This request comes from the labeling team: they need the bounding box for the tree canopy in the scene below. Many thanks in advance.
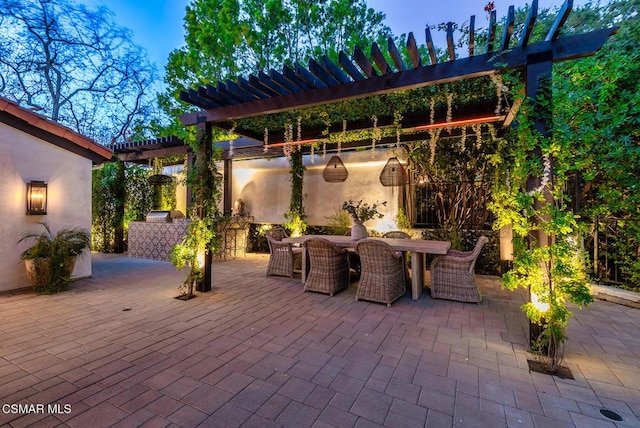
[0,0,159,144]
[160,0,393,132]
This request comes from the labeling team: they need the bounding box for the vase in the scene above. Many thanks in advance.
[351,221,368,240]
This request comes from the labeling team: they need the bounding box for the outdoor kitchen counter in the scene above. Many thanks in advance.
[128,218,189,261]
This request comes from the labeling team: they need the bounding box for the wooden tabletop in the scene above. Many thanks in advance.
[282,235,450,255]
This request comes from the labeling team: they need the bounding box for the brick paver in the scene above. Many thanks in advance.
[0,253,639,427]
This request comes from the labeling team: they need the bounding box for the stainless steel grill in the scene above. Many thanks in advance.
[146,210,172,223]
[145,210,185,223]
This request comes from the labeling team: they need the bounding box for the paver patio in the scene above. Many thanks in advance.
[1,253,639,427]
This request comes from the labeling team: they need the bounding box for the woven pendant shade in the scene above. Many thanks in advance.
[379,157,407,186]
[147,174,174,185]
[323,155,348,182]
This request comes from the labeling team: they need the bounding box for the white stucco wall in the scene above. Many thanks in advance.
[231,148,405,232]
[0,122,93,292]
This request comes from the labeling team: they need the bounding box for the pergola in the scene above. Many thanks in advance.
[128,0,618,291]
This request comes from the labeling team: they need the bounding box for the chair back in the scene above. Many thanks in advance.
[265,227,288,253]
[267,227,288,242]
[355,239,402,271]
[382,231,411,239]
[468,236,489,272]
[303,237,344,258]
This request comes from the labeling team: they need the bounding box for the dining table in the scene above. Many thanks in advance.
[282,235,451,300]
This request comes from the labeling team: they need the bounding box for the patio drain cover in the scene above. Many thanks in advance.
[600,409,623,421]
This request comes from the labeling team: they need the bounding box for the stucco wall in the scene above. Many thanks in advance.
[0,122,93,292]
[231,148,405,232]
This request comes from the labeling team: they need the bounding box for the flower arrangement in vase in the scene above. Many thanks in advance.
[342,199,386,239]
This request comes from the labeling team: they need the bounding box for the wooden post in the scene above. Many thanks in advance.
[525,57,554,347]
[196,119,213,292]
[114,160,126,253]
[186,151,194,211]
[224,158,232,216]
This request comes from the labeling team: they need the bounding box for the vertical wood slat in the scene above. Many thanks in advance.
[204,84,228,104]
[500,6,515,51]
[197,87,224,107]
[237,77,270,99]
[309,58,340,86]
[339,51,365,81]
[218,81,246,103]
[469,15,475,57]
[519,0,539,47]
[546,0,573,41]
[406,32,422,68]
[353,45,378,78]
[321,55,351,84]
[268,70,301,94]
[446,22,455,61]
[257,71,289,96]
[295,62,328,89]
[282,64,313,91]
[486,10,497,54]
[425,26,437,65]
[248,74,280,97]
[388,37,406,71]
[371,42,391,74]
[227,79,261,100]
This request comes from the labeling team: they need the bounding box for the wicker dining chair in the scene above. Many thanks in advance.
[429,236,489,303]
[382,230,411,282]
[355,239,406,307]
[303,238,350,296]
[382,230,411,239]
[265,227,302,278]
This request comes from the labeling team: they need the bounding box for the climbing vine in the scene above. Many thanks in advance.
[170,126,223,297]
[489,74,593,371]
[283,149,307,236]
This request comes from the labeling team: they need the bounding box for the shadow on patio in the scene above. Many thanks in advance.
[0,253,639,427]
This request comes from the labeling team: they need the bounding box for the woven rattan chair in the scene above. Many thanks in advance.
[355,239,406,307]
[382,230,411,239]
[266,227,302,278]
[382,230,411,281]
[429,236,489,303]
[303,238,350,296]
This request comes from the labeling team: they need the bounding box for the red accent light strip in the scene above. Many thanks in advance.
[413,115,502,131]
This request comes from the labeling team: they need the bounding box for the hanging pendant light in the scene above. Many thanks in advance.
[379,157,407,186]
[322,155,348,182]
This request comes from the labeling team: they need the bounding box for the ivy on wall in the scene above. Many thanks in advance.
[92,162,177,253]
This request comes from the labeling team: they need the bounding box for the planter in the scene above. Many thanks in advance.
[351,221,368,240]
[24,256,77,292]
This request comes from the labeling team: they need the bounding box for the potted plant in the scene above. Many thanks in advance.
[18,222,91,293]
[342,199,386,239]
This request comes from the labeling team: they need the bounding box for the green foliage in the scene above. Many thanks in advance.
[92,162,178,252]
[490,72,593,367]
[551,1,640,284]
[18,222,91,293]
[162,0,391,127]
[395,208,412,232]
[325,207,351,236]
[169,125,222,294]
[171,217,214,298]
[283,150,307,236]
[342,199,386,223]
[92,162,126,253]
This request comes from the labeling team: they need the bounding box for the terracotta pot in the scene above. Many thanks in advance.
[24,256,77,290]
[351,221,368,240]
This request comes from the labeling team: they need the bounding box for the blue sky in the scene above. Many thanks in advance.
[88,0,588,76]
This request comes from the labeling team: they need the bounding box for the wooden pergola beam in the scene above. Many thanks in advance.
[180,28,617,126]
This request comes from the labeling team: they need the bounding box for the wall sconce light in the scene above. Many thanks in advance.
[26,180,47,215]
